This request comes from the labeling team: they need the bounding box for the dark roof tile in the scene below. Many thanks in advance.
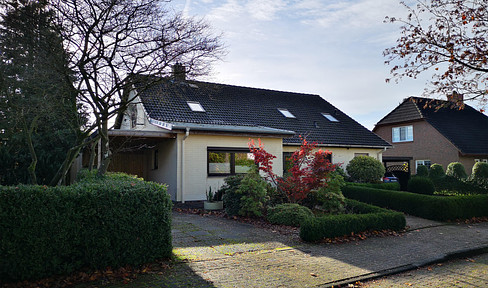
[137,79,390,147]
[376,96,488,155]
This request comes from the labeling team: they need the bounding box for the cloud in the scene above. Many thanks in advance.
[245,0,287,21]
[294,0,406,30]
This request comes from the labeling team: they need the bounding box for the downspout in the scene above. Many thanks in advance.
[180,128,190,203]
[377,147,387,161]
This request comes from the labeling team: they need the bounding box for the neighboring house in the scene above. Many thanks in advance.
[109,70,391,202]
[373,96,488,175]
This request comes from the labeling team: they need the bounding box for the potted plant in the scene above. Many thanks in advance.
[204,187,223,210]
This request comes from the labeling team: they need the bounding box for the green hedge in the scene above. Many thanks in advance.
[346,182,400,191]
[299,199,405,242]
[342,186,488,221]
[0,173,172,282]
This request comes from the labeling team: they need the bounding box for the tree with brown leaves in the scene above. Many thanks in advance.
[384,0,488,110]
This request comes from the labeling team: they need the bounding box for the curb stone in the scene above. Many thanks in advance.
[322,246,488,288]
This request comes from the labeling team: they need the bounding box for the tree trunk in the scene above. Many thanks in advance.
[23,116,38,185]
[97,118,112,176]
[49,131,92,186]
[88,137,99,170]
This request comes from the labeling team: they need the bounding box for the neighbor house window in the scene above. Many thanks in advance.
[416,160,431,170]
[277,108,296,118]
[392,125,413,142]
[208,148,254,176]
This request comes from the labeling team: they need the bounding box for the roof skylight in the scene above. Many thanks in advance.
[187,101,205,112]
[278,108,296,118]
[322,113,339,122]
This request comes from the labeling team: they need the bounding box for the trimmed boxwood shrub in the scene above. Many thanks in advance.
[267,203,314,227]
[342,185,488,221]
[407,176,435,195]
[472,162,488,183]
[446,162,467,179]
[346,182,400,191]
[346,156,385,183]
[431,175,488,195]
[299,199,405,242]
[429,164,445,179]
[416,165,429,177]
[0,173,172,282]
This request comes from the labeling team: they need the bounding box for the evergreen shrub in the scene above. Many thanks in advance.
[346,156,385,183]
[472,162,488,184]
[221,174,245,216]
[342,185,488,221]
[299,199,405,242]
[429,164,445,179]
[446,162,467,179]
[407,176,435,195]
[0,173,172,282]
[267,203,314,227]
[416,165,429,177]
[237,169,268,217]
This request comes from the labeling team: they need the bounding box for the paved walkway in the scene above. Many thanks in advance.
[362,252,488,287]
[168,212,488,288]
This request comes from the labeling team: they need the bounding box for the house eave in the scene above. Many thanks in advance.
[169,122,296,137]
[283,143,392,149]
[108,129,176,138]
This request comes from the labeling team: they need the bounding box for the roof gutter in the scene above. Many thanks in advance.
[283,143,392,149]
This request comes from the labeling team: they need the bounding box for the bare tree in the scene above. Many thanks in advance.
[384,0,488,109]
[48,0,225,184]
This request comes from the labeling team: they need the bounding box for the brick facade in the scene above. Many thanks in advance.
[374,120,461,174]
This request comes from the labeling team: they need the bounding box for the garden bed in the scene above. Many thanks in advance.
[174,199,406,243]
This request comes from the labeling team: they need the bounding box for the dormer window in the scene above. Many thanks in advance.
[322,113,339,122]
[187,101,205,112]
[278,108,296,118]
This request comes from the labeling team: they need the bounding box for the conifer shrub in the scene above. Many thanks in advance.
[346,156,385,183]
[236,169,268,217]
[407,176,435,195]
[429,164,445,179]
[416,165,429,177]
[221,174,245,217]
[446,162,467,179]
[267,203,314,227]
[303,173,346,214]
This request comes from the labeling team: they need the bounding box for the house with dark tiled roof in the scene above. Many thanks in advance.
[109,69,390,201]
[373,96,488,175]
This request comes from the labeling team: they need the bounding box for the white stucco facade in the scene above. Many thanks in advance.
[110,100,387,202]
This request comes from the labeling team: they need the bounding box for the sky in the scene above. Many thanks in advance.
[171,0,437,130]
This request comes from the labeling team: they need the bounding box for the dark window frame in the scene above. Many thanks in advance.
[207,147,254,177]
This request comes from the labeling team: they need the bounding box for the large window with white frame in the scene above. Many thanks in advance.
[392,125,413,143]
[415,160,431,170]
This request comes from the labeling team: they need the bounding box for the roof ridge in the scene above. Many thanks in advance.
[408,97,425,119]
[184,79,321,98]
